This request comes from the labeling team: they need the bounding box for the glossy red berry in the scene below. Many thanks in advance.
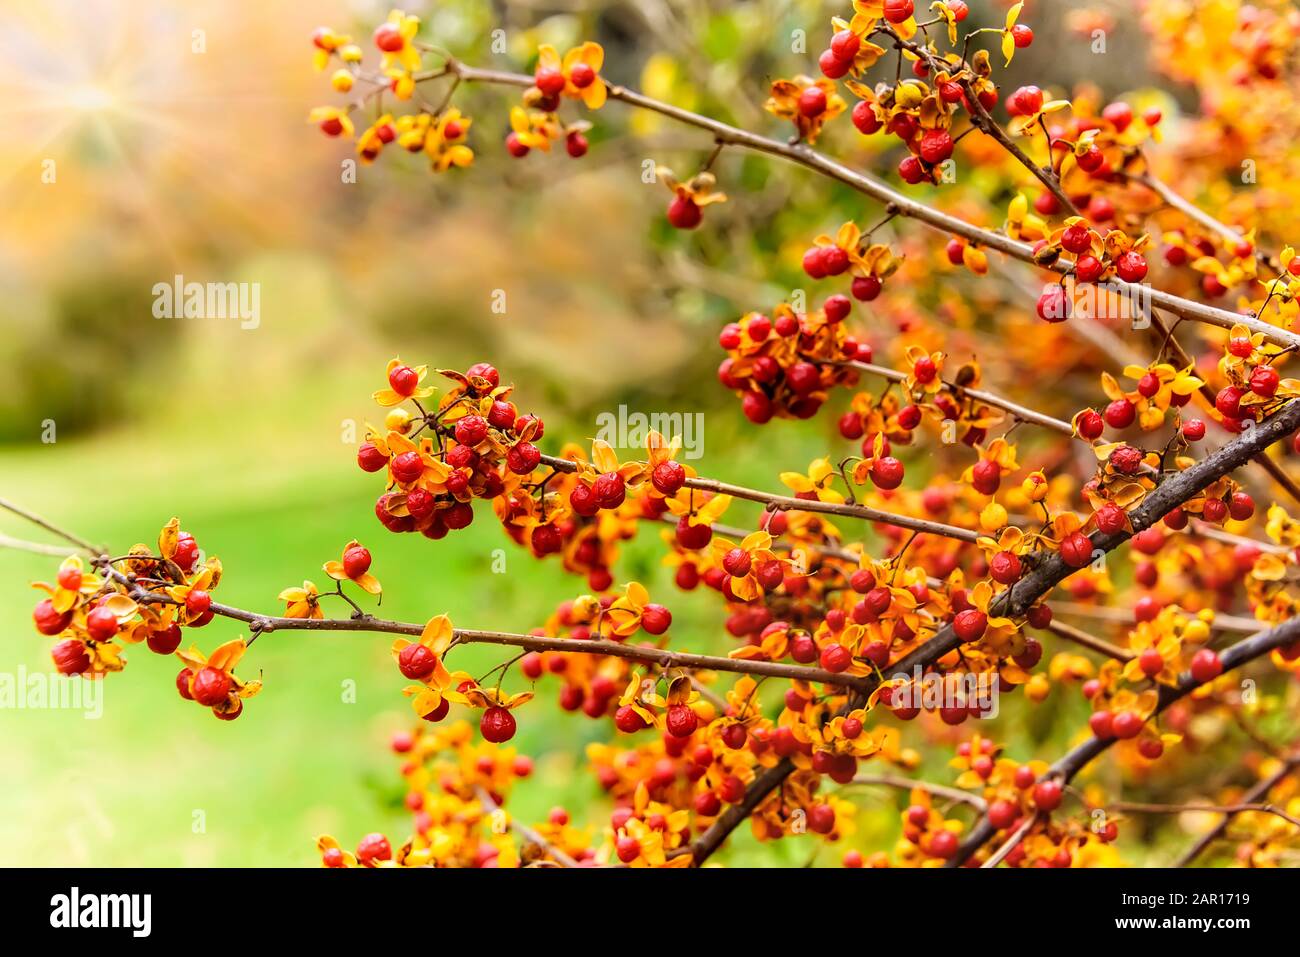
[869,456,905,490]
[1216,386,1245,419]
[830,29,860,61]
[33,599,73,636]
[1036,285,1070,322]
[373,23,404,52]
[1182,419,1206,441]
[797,85,827,118]
[1033,779,1063,811]
[1114,251,1148,283]
[1104,399,1136,429]
[851,100,881,135]
[398,643,437,680]
[919,129,953,164]
[1190,648,1223,684]
[989,550,1022,584]
[565,131,589,158]
[85,605,119,641]
[1060,531,1095,568]
[191,666,231,706]
[1249,364,1280,397]
[667,195,702,229]
[652,460,686,495]
[615,704,647,733]
[641,603,672,635]
[1010,24,1033,47]
[953,609,987,642]
[356,832,392,866]
[51,639,91,676]
[480,706,517,743]
[883,0,914,24]
[820,643,851,673]
[988,799,1018,830]
[665,704,698,738]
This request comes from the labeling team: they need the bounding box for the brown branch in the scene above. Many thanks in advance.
[538,454,980,544]
[849,361,1074,435]
[0,497,105,554]
[433,61,1300,349]
[1112,798,1300,831]
[1125,171,1279,270]
[850,774,987,810]
[1042,619,1134,661]
[1174,755,1300,867]
[476,787,581,868]
[951,613,1300,867]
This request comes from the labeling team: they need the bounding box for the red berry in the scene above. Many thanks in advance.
[721,724,748,750]
[1026,604,1053,628]
[1076,145,1104,172]
[1061,224,1091,254]
[1102,101,1132,132]
[615,704,647,733]
[191,666,231,706]
[851,100,881,135]
[819,48,850,79]
[797,86,827,118]
[1139,647,1164,678]
[1112,711,1143,739]
[851,275,882,301]
[667,195,702,230]
[51,638,91,676]
[820,643,851,673]
[641,603,672,635]
[1060,531,1095,568]
[1182,419,1206,441]
[1077,409,1105,440]
[356,832,392,866]
[33,599,73,636]
[953,609,987,642]
[898,155,927,185]
[1095,503,1126,535]
[1033,779,1063,811]
[990,550,1022,585]
[1072,255,1103,285]
[988,799,1018,830]
[373,23,404,52]
[357,442,388,472]
[569,62,596,89]
[398,643,437,680]
[830,30,860,61]
[1036,285,1070,322]
[506,441,541,475]
[341,546,371,580]
[883,0,914,24]
[1089,710,1115,739]
[665,704,698,738]
[919,129,953,164]
[534,66,565,97]
[1105,399,1136,429]
[869,456,905,490]
[1114,251,1148,283]
[929,830,958,858]
[1190,648,1222,684]
[388,364,418,396]
[505,132,530,158]
[480,706,517,743]
[1249,364,1280,397]
[86,605,119,641]
[1010,24,1033,47]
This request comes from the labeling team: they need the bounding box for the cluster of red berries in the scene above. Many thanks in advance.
[361,362,546,539]
[717,305,868,424]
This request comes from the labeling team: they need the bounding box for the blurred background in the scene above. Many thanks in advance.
[0,0,1279,866]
